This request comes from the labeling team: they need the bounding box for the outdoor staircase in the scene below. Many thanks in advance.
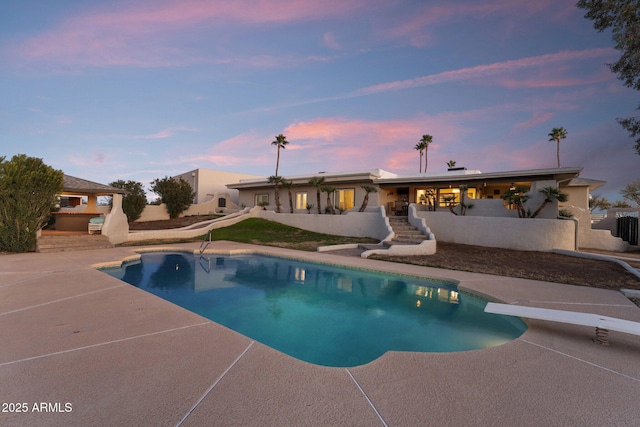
[385,216,427,246]
[37,234,114,253]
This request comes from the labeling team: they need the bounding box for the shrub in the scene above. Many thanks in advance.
[0,155,63,252]
[150,176,194,219]
[109,180,147,223]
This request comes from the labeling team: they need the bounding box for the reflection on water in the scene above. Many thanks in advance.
[102,252,526,367]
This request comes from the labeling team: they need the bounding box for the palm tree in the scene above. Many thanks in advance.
[320,185,336,214]
[267,175,283,213]
[420,134,433,172]
[548,127,567,168]
[282,179,294,213]
[502,186,531,218]
[308,176,325,214]
[446,160,456,169]
[414,142,426,173]
[530,186,568,218]
[359,185,378,212]
[271,134,289,176]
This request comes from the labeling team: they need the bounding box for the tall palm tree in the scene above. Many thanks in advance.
[548,127,567,168]
[414,142,426,173]
[267,175,283,213]
[308,176,325,214]
[271,134,289,176]
[420,134,433,172]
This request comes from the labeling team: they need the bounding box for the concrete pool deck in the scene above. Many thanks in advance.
[1,241,639,426]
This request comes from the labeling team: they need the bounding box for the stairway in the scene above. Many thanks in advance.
[37,233,113,253]
[385,216,427,246]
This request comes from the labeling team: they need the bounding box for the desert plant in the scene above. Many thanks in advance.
[281,179,294,213]
[502,186,531,218]
[0,154,63,252]
[267,175,284,213]
[359,185,378,212]
[306,203,313,214]
[271,134,289,176]
[530,186,568,218]
[150,176,194,219]
[320,185,336,215]
[308,176,325,214]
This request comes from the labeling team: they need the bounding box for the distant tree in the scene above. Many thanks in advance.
[267,175,284,213]
[589,193,612,212]
[446,160,457,169]
[0,154,63,252]
[530,186,569,218]
[619,179,640,206]
[150,176,194,219]
[308,176,325,214]
[271,134,289,176]
[319,185,336,214]
[109,180,147,223]
[548,127,567,168]
[612,199,632,208]
[578,0,640,155]
[414,141,426,173]
[281,179,294,213]
[420,134,433,172]
[359,185,378,212]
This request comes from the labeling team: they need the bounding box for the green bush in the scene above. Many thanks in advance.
[150,176,194,219]
[109,180,147,223]
[0,155,63,252]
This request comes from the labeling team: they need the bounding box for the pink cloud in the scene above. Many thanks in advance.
[356,49,615,96]
[11,0,374,68]
[515,112,554,131]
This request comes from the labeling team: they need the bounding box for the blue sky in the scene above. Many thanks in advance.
[1,0,638,203]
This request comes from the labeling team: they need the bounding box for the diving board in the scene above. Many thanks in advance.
[484,302,640,345]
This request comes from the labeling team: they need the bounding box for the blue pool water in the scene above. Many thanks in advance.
[102,252,525,367]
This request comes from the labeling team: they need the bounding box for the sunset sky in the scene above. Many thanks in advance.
[1,0,638,203]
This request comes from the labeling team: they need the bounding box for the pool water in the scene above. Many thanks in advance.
[102,252,525,367]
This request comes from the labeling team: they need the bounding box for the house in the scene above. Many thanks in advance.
[227,166,586,218]
[173,168,264,208]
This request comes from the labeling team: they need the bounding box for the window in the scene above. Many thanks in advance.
[255,194,269,205]
[438,188,476,207]
[335,188,355,210]
[295,192,307,210]
[218,197,226,208]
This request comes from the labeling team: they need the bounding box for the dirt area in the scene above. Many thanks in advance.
[373,241,640,291]
[129,215,220,230]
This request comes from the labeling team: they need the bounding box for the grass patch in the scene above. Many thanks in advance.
[121,218,379,251]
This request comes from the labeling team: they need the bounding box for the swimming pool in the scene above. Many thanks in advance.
[102,252,525,367]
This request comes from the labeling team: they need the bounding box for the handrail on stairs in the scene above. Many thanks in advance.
[199,230,212,254]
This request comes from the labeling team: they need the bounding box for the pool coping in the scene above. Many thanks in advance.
[1,241,640,426]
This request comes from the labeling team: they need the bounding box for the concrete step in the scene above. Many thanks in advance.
[37,235,113,253]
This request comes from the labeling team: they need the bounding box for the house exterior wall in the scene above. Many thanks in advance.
[173,169,263,205]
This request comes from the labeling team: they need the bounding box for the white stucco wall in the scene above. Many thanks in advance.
[418,211,576,251]
[174,169,264,204]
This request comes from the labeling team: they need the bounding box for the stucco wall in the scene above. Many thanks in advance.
[418,211,576,251]
[252,208,389,240]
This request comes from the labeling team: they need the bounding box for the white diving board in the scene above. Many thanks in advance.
[485,302,640,345]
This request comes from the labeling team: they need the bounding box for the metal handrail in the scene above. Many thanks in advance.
[199,231,211,254]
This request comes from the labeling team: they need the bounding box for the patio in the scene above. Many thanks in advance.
[1,242,639,426]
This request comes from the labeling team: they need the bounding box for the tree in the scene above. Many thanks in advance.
[577,0,640,155]
[589,193,612,212]
[150,176,194,219]
[619,179,640,206]
[420,134,433,172]
[612,199,632,207]
[548,127,567,168]
[308,176,325,214]
[319,185,336,214]
[414,141,426,173]
[109,180,147,223]
[501,186,531,218]
[281,179,294,213]
[359,185,378,212]
[530,186,569,218]
[446,160,457,169]
[267,175,284,213]
[0,154,63,252]
[271,134,289,176]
